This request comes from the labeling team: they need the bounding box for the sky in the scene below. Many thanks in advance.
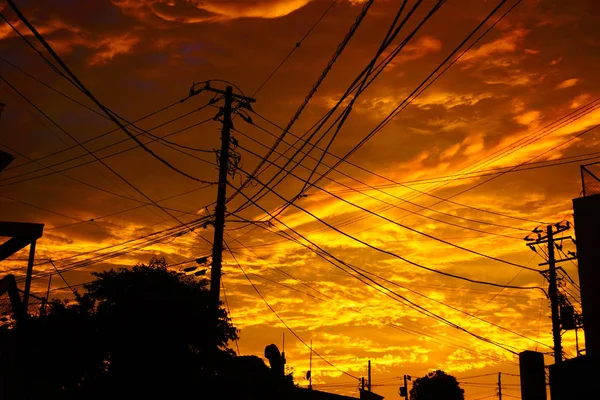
[1,0,599,398]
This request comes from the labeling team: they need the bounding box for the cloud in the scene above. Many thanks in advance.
[111,0,312,23]
[570,93,591,109]
[413,91,494,110]
[460,28,529,66]
[514,110,541,126]
[395,35,442,64]
[87,34,141,66]
[555,78,580,89]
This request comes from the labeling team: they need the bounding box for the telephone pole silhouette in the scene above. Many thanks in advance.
[497,372,502,400]
[525,221,578,365]
[189,82,255,327]
[546,225,562,364]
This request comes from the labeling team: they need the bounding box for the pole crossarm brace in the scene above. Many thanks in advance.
[539,257,578,267]
[189,81,256,104]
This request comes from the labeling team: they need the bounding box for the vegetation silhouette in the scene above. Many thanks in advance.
[2,257,293,399]
[409,370,465,400]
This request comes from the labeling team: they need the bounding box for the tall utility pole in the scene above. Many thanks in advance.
[188,82,255,325]
[546,225,562,364]
[525,221,576,365]
[209,85,233,318]
[498,372,502,400]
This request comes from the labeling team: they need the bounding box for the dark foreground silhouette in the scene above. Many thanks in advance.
[0,257,293,399]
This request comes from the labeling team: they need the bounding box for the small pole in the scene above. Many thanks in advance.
[41,274,52,316]
[309,340,313,390]
[498,372,502,400]
[404,375,408,398]
[282,332,286,368]
[576,326,580,356]
[361,377,365,391]
[368,360,372,392]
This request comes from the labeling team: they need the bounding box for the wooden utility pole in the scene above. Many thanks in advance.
[188,82,254,328]
[209,85,233,318]
[525,222,575,365]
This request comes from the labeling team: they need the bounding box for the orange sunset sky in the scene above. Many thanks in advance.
[1,0,599,398]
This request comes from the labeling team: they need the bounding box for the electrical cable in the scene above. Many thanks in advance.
[224,240,360,380]
[282,0,513,219]
[233,140,541,272]
[250,0,340,97]
[4,0,216,185]
[233,0,437,218]
[235,125,527,237]
[231,0,376,210]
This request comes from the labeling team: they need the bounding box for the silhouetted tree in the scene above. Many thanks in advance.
[17,257,240,399]
[409,370,465,400]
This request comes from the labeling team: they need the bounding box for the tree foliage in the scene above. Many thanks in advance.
[409,370,465,400]
[11,257,242,399]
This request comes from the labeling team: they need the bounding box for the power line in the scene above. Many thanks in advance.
[251,113,547,226]
[3,0,216,185]
[0,114,216,188]
[250,0,340,97]
[289,0,513,212]
[231,0,376,209]
[220,278,240,356]
[230,168,546,292]
[229,184,539,356]
[45,183,213,231]
[225,226,516,363]
[224,240,360,380]
[236,124,528,239]
[233,0,440,219]
[234,140,540,272]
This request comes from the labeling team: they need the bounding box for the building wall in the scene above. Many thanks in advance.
[572,193,600,357]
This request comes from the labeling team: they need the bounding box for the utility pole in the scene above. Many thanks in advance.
[188,82,255,328]
[525,221,576,366]
[368,360,372,392]
[546,225,562,364]
[498,372,502,400]
[309,340,313,390]
[399,374,411,398]
[209,85,233,319]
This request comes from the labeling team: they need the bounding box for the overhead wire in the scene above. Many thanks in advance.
[0,114,216,188]
[235,124,527,239]
[251,112,548,226]
[3,0,216,185]
[233,139,540,272]
[279,0,514,220]
[233,0,438,219]
[227,183,539,356]
[224,239,360,380]
[226,218,517,362]
[250,0,340,97]
[230,0,376,209]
